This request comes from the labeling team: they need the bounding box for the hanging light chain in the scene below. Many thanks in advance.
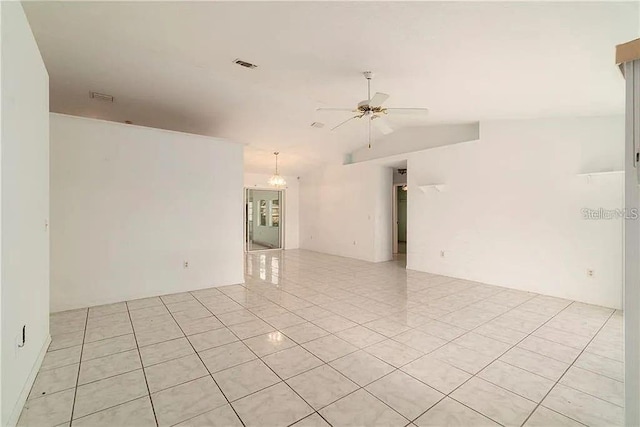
[274,151,279,175]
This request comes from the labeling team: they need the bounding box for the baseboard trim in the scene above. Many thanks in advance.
[6,335,51,427]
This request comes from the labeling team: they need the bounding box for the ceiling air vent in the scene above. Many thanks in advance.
[233,59,258,69]
[310,122,325,128]
[89,92,114,102]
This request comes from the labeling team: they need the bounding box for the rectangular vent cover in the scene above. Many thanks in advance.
[89,92,114,102]
[234,59,258,69]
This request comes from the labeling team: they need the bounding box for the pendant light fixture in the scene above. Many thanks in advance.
[268,152,286,187]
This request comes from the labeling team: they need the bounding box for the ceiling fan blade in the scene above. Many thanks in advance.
[368,92,390,107]
[316,108,355,112]
[331,115,360,131]
[383,108,429,115]
[372,117,394,135]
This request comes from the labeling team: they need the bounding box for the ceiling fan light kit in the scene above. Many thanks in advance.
[317,71,430,148]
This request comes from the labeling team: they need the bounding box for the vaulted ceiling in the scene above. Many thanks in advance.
[24,1,638,175]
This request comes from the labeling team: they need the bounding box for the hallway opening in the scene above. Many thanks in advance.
[245,188,284,251]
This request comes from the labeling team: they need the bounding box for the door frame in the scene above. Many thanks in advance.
[244,187,286,252]
[392,183,406,254]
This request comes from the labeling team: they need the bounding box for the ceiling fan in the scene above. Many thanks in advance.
[317,71,429,148]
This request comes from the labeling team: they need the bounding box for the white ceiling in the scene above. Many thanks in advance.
[24,1,638,175]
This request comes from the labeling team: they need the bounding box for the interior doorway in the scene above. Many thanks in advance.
[392,165,408,255]
[396,185,408,254]
[393,183,408,254]
[245,188,284,251]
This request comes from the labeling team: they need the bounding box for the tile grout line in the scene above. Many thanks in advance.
[491,351,624,408]
[243,257,621,379]
[400,323,538,423]
[270,273,448,424]
[191,290,414,427]
[519,309,618,427]
[215,288,435,424]
[71,394,153,425]
[157,294,248,427]
[448,298,608,427]
[46,253,622,427]
[207,298,441,425]
[468,299,595,415]
[199,268,583,426]
[67,307,89,426]
[36,319,169,421]
[69,307,89,427]
[60,308,219,424]
[257,254,620,423]
[403,297,586,425]
[125,301,160,427]
[188,291,338,427]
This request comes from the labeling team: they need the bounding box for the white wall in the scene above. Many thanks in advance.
[349,123,479,164]
[50,114,244,312]
[407,116,624,309]
[244,173,299,249]
[1,3,51,425]
[299,163,393,263]
[623,60,640,426]
[297,116,622,308]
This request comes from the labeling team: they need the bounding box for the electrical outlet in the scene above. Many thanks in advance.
[587,269,594,277]
[440,251,445,257]
[184,261,189,268]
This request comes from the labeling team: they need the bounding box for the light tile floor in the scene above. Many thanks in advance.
[20,250,624,427]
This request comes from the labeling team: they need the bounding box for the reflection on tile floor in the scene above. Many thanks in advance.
[20,250,624,426]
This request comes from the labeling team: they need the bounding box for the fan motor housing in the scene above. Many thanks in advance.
[357,101,385,115]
